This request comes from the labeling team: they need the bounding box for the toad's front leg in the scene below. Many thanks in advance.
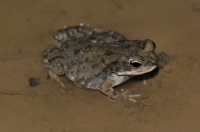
[100,74,140,102]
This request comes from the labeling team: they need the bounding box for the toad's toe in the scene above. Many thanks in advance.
[120,90,140,102]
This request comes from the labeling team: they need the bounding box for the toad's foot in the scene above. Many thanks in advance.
[100,85,140,102]
[48,70,65,88]
[120,90,141,102]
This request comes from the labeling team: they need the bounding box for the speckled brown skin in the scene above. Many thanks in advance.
[53,25,96,42]
[43,25,158,101]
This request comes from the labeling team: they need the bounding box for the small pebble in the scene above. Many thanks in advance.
[29,78,40,87]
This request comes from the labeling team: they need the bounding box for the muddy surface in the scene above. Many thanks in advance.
[0,0,200,132]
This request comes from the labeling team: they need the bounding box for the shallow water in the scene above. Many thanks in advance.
[1,0,200,131]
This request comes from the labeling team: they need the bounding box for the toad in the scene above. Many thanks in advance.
[43,25,158,102]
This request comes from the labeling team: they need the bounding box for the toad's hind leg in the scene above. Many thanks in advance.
[100,74,140,102]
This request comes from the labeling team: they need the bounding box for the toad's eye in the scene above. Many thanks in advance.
[130,60,142,69]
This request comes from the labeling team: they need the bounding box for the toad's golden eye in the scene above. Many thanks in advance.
[130,60,142,69]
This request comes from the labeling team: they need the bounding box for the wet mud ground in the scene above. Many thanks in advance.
[0,0,200,132]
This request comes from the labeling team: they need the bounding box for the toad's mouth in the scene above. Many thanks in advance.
[117,65,157,76]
